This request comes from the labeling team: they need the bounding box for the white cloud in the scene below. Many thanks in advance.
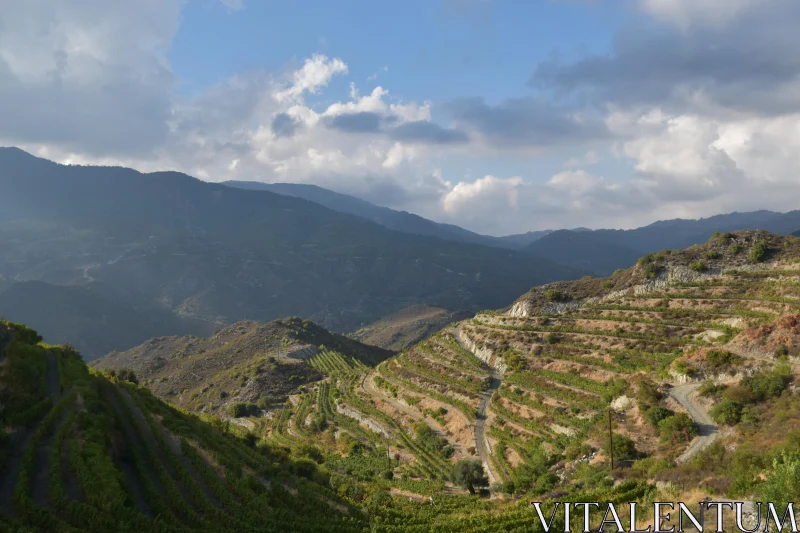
[639,0,761,29]
[274,54,348,103]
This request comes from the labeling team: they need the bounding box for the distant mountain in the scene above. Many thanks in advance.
[529,211,800,274]
[793,230,800,237]
[525,230,642,276]
[593,210,800,253]
[494,230,554,248]
[0,281,215,360]
[225,180,512,248]
[0,147,584,348]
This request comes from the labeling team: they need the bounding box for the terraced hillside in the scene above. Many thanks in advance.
[0,320,376,532]
[249,230,799,515]
[4,230,798,532]
[94,317,393,418]
[1,320,667,532]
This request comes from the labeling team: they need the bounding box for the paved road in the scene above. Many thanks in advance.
[450,328,503,489]
[667,382,719,464]
[474,371,502,487]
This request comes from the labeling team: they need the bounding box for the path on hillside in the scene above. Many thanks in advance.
[667,382,719,464]
[450,328,503,490]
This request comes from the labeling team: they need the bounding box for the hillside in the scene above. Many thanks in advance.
[0,281,216,360]
[524,230,642,275]
[353,305,474,351]
[0,147,584,342]
[3,232,799,531]
[243,230,799,518]
[225,181,509,249]
[0,321,368,532]
[93,317,393,417]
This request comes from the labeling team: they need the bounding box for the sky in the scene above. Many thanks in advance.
[2,0,800,236]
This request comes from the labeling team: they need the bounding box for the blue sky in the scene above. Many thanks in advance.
[2,0,800,235]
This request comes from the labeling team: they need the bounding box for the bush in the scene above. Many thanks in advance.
[544,333,561,345]
[729,243,743,254]
[705,250,720,260]
[775,344,789,358]
[689,260,707,272]
[658,413,698,444]
[604,432,638,461]
[645,406,674,427]
[750,241,769,262]
[698,381,726,398]
[228,402,249,418]
[710,400,743,425]
[544,289,566,302]
[705,350,741,371]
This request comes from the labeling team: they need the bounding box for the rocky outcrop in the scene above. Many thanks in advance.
[454,327,507,374]
[336,402,392,438]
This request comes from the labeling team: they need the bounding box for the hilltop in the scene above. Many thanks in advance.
[94,317,393,417]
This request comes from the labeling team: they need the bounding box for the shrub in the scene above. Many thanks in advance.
[658,413,698,444]
[759,452,800,512]
[729,243,743,254]
[604,432,638,461]
[705,250,720,260]
[689,260,707,272]
[710,400,743,425]
[705,350,742,371]
[544,333,562,345]
[645,406,674,427]
[775,344,789,358]
[544,289,566,302]
[228,402,249,418]
[698,381,726,398]
[750,240,769,263]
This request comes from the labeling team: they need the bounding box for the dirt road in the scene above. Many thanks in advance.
[667,382,719,464]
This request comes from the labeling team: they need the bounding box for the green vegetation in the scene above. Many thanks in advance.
[450,459,488,495]
[750,240,769,262]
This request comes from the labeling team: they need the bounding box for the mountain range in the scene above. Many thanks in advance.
[0,147,582,359]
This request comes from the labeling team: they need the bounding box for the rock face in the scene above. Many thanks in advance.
[336,402,391,438]
[454,327,507,374]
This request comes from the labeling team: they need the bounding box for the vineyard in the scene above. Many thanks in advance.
[2,230,799,531]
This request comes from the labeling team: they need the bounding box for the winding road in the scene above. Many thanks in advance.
[667,382,720,464]
[450,328,504,489]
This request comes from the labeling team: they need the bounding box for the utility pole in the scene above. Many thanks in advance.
[608,409,614,471]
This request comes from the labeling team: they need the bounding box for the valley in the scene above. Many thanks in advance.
[2,230,800,531]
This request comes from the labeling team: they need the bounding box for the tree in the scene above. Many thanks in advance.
[451,459,489,495]
[759,453,800,513]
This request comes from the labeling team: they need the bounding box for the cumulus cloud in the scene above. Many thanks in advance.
[5,0,800,235]
[274,54,348,102]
